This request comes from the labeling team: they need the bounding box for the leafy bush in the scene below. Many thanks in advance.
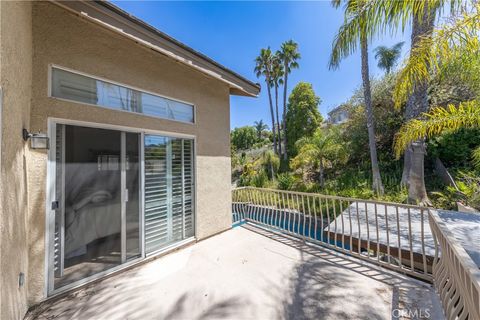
[231,126,258,150]
[251,170,269,188]
[429,171,480,211]
[428,128,480,167]
[276,173,297,190]
[260,150,280,179]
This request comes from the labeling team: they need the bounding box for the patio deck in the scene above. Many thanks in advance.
[27,225,443,320]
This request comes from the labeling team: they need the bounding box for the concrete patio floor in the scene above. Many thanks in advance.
[27,224,443,320]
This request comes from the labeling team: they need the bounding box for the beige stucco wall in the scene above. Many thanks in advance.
[0,2,33,320]
[12,1,232,311]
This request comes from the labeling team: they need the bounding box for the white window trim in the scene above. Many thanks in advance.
[48,64,197,125]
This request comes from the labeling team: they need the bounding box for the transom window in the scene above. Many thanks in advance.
[50,67,194,123]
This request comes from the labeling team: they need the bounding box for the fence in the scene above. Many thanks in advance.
[232,187,480,319]
[232,187,433,280]
[429,210,480,320]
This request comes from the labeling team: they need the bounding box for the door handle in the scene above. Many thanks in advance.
[125,189,129,202]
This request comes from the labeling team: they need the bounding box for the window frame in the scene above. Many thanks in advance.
[48,64,196,125]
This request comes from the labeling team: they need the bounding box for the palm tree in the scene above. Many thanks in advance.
[393,2,480,167]
[392,2,480,204]
[379,0,469,204]
[399,6,435,205]
[330,0,384,195]
[253,120,268,141]
[255,48,278,155]
[278,40,301,160]
[374,42,404,74]
[291,127,348,187]
[271,54,284,157]
[395,102,480,156]
[259,150,280,180]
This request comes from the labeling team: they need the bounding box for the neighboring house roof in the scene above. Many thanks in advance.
[52,0,261,97]
[327,104,349,117]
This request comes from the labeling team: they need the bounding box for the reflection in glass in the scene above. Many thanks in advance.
[126,132,141,260]
[51,68,194,123]
[53,125,140,289]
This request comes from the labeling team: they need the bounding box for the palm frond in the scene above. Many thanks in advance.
[472,146,480,170]
[394,100,480,157]
[393,3,480,108]
[374,41,404,73]
[329,0,387,69]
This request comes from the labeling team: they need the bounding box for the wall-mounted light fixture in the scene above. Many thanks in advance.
[23,129,50,149]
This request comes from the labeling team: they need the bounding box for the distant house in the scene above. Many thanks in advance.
[0,1,259,319]
[327,104,350,124]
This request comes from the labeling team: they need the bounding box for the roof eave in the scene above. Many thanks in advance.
[51,0,261,97]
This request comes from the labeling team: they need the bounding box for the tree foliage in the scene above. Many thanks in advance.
[394,102,480,157]
[342,73,404,167]
[291,126,349,186]
[255,47,279,155]
[285,82,323,156]
[330,0,385,195]
[393,2,480,109]
[278,40,301,160]
[374,42,404,74]
[429,128,480,168]
[253,120,269,140]
[231,126,258,151]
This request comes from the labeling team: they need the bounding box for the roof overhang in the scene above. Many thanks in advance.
[51,1,261,97]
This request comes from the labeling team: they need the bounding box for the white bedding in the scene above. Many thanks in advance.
[63,162,139,257]
[65,195,121,255]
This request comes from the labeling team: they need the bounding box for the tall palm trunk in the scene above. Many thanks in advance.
[360,33,384,195]
[275,83,282,157]
[402,6,435,205]
[266,78,278,155]
[282,66,289,160]
[408,140,429,204]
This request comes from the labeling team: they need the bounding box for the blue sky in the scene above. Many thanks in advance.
[112,1,411,129]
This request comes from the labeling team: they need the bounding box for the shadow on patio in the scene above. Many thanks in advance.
[27,225,443,320]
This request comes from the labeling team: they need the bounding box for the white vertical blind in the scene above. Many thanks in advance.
[54,124,65,278]
[183,140,194,238]
[144,135,194,254]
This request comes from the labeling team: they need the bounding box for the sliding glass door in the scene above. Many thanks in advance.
[49,123,195,294]
[144,135,194,254]
[51,124,141,290]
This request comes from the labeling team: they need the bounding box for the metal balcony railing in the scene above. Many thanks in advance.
[232,187,480,320]
[429,210,480,320]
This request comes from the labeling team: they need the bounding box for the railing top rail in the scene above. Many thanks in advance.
[233,186,428,210]
[429,209,480,291]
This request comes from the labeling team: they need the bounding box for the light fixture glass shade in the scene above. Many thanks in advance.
[30,134,50,149]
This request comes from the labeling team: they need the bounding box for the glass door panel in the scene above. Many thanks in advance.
[144,135,194,254]
[125,132,141,261]
[52,124,140,291]
[144,136,170,253]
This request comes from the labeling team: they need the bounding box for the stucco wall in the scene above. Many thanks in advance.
[25,2,232,306]
[0,2,33,320]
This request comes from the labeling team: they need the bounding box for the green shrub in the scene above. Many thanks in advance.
[428,128,480,167]
[251,170,269,188]
[277,173,297,190]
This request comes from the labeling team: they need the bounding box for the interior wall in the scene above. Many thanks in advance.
[0,1,33,320]
[27,1,233,305]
